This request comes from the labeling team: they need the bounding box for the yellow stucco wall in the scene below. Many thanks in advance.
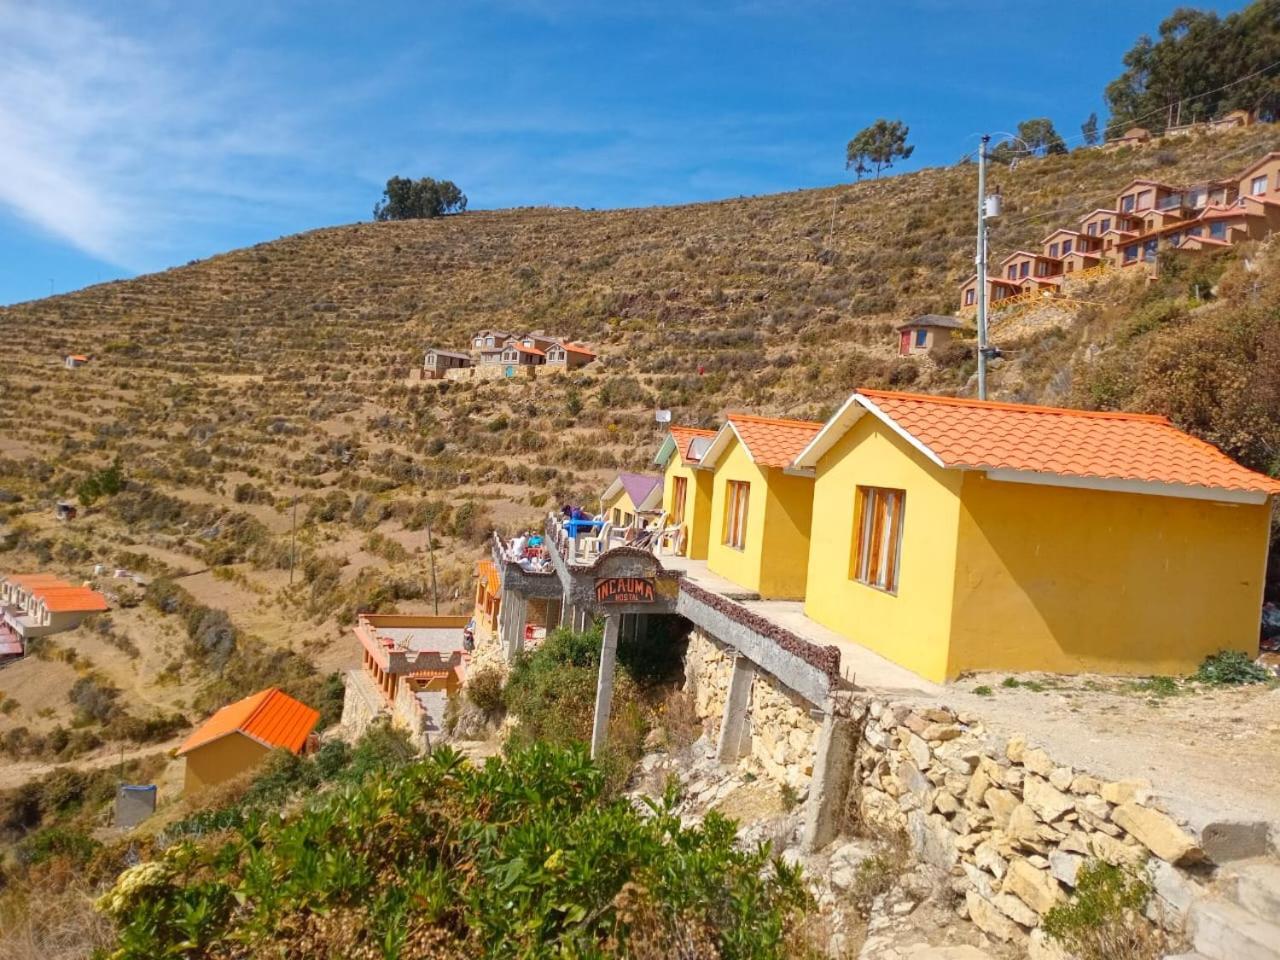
[706,436,814,599]
[760,467,815,599]
[803,416,964,682]
[662,453,714,559]
[601,487,636,528]
[948,472,1272,677]
[708,438,765,593]
[183,733,271,794]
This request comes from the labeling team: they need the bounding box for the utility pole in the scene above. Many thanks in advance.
[976,134,990,401]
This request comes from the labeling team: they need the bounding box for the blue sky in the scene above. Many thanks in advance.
[0,0,1251,305]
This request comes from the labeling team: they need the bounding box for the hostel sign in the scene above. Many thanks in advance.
[595,576,656,605]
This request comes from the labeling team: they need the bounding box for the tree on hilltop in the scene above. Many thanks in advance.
[1017,118,1068,156]
[846,119,914,180]
[373,177,468,220]
[1081,112,1100,146]
[1105,1,1280,137]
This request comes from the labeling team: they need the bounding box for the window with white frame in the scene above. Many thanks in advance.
[850,486,905,593]
[723,481,749,550]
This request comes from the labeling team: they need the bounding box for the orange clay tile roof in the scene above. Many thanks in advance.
[558,341,597,357]
[178,687,319,756]
[476,559,500,596]
[37,587,109,613]
[726,413,824,469]
[669,426,717,462]
[857,389,1280,495]
[510,343,545,356]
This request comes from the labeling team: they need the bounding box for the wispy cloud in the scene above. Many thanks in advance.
[0,2,325,271]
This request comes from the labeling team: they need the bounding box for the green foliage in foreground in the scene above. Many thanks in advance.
[1195,649,1272,686]
[97,743,810,960]
[1042,860,1161,960]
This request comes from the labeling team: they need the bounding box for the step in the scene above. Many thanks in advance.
[1188,898,1280,960]
[1232,863,1280,919]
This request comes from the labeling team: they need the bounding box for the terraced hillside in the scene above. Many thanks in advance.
[0,124,1278,768]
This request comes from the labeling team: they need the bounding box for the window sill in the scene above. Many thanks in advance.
[851,577,898,597]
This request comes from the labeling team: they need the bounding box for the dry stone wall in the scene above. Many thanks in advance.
[851,695,1215,954]
[683,628,820,791]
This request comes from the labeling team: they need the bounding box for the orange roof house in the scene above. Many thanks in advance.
[177,687,320,794]
[654,426,720,559]
[794,388,1280,681]
[698,414,824,599]
[0,574,109,645]
[545,340,597,370]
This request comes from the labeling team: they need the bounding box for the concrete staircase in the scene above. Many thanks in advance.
[1178,861,1280,959]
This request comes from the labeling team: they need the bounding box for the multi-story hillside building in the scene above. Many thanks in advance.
[0,573,109,662]
[960,152,1280,313]
[425,328,600,381]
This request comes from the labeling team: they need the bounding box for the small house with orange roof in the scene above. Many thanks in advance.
[177,687,320,793]
[0,573,108,656]
[64,354,90,369]
[697,413,823,599]
[654,425,718,558]
[793,388,1280,682]
[500,341,546,371]
[545,340,597,371]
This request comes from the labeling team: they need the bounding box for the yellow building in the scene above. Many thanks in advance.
[793,389,1280,682]
[699,413,822,599]
[654,426,717,558]
[177,687,320,794]
[600,472,663,530]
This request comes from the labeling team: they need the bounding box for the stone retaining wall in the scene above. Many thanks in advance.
[683,628,820,791]
[850,695,1211,954]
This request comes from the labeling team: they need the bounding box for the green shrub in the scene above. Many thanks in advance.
[466,667,506,715]
[1195,650,1270,685]
[99,743,811,959]
[1043,860,1164,960]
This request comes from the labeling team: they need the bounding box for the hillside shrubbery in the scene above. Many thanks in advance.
[99,743,811,959]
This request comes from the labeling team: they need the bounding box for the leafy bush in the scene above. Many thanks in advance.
[466,667,505,715]
[1043,860,1164,960]
[100,743,811,959]
[1195,649,1271,685]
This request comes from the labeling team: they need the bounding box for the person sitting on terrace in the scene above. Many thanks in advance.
[507,534,528,561]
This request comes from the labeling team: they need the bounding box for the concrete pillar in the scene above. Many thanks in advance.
[715,654,754,763]
[504,595,528,659]
[801,693,863,852]
[589,615,621,759]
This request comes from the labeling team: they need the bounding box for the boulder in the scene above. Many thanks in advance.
[1024,778,1075,822]
[965,890,1022,942]
[1022,748,1056,778]
[1090,832,1148,868]
[1048,850,1083,887]
[984,788,1020,827]
[992,891,1040,927]
[1112,802,1204,865]
[1099,778,1152,805]
[1004,859,1065,914]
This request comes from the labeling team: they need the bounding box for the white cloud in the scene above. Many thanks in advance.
[0,2,322,270]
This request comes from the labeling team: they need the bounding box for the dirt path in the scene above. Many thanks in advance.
[0,736,183,790]
[902,674,1280,833]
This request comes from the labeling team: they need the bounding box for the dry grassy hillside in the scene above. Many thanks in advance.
[0,125,1278,766]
